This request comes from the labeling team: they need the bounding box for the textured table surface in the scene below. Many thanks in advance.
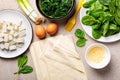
[0,0,120,80]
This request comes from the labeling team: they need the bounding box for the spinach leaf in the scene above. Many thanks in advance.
[18,54,28,68]
[103,12,113,22]
[83,0,97,8]
[117,0,120,9]
[116,8,120,18]
[99,12,113,23]
[102,21,109,36]
[99,0,111,5]
[74,29,87,47]
[109,1,116,14]
[103,6,109,11]
[76,38,86,47]
[92,29,101,39]
[40,0,72,18]
[19,65,33,74]
[90,9,103,18]
[88,2,105,18]
[86,10,91,15]
[90,2,103,11]
[82,15,98,25]
[82,0,120,39]
[106,30,118,36]
[14,54,33,75]
[115,11,120,25]
[75,29,85,38]
[92,23,101,30]
[109,24,118,31]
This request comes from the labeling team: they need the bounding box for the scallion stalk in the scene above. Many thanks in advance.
[18,0,36,22]
[22,0,38,18]
[17,0,45,24]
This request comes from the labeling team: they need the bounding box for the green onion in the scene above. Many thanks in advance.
[17,0,45,24]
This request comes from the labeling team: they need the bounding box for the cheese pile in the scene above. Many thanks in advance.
[30,35,88,80]
[0,21,26,51]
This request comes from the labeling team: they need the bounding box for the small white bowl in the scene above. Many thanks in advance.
[85,43,111,69]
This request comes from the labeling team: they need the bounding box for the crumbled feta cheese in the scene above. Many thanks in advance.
[8,35,13,41]
[0,37,3,42]
[9,30,14,35]
[9,45,16,51]
[0,43,5,50]
[4,43,9,50]
[19,26,26,31]
[18,30,26,37]
[13,32,18,38]
[2,26,7,33]
[0,21,26,51]
[9,41,16,45]
[0,33,3,38]
[16,38,24,44]
[17,20,22,27]
[3,34,9,42]
[14,25,18,31]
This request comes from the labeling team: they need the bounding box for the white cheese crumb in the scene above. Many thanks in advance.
[0,21,26,51]
[0,37,3,42]
[0,43,5,50]
[8,35,13,41]
[3,34,9,42]
[4,43,9,50]
[9,45,16,51]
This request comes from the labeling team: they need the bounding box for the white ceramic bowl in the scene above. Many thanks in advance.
[85,43,111,69]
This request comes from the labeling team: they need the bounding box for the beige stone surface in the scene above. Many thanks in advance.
[0,0,120,80]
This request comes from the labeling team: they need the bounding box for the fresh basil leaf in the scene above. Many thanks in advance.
[18,54,28,68]
[75,29,85,38]
[19,65,33,74]
[76,38,86,47]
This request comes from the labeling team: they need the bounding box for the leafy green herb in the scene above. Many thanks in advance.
[109,24,118,31]
[102,21,109,36]
[82,0,120,39]
[75,29,87,47]
[76,38,86,47]
[99,0,111,6]
[92,23,100,30]
[75,29,85,38]
[83,0,97,8]
[82,15,98,25]
[40,0,73,18]
[18,65,33,74]
[92,29,101,39]
[18,54,28,68]
[14,54,33,75]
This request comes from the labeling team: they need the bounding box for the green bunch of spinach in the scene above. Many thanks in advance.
[75,29,87,47]
[14,54,33,74]
[82,0,120,39]
[40,0,73,18]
